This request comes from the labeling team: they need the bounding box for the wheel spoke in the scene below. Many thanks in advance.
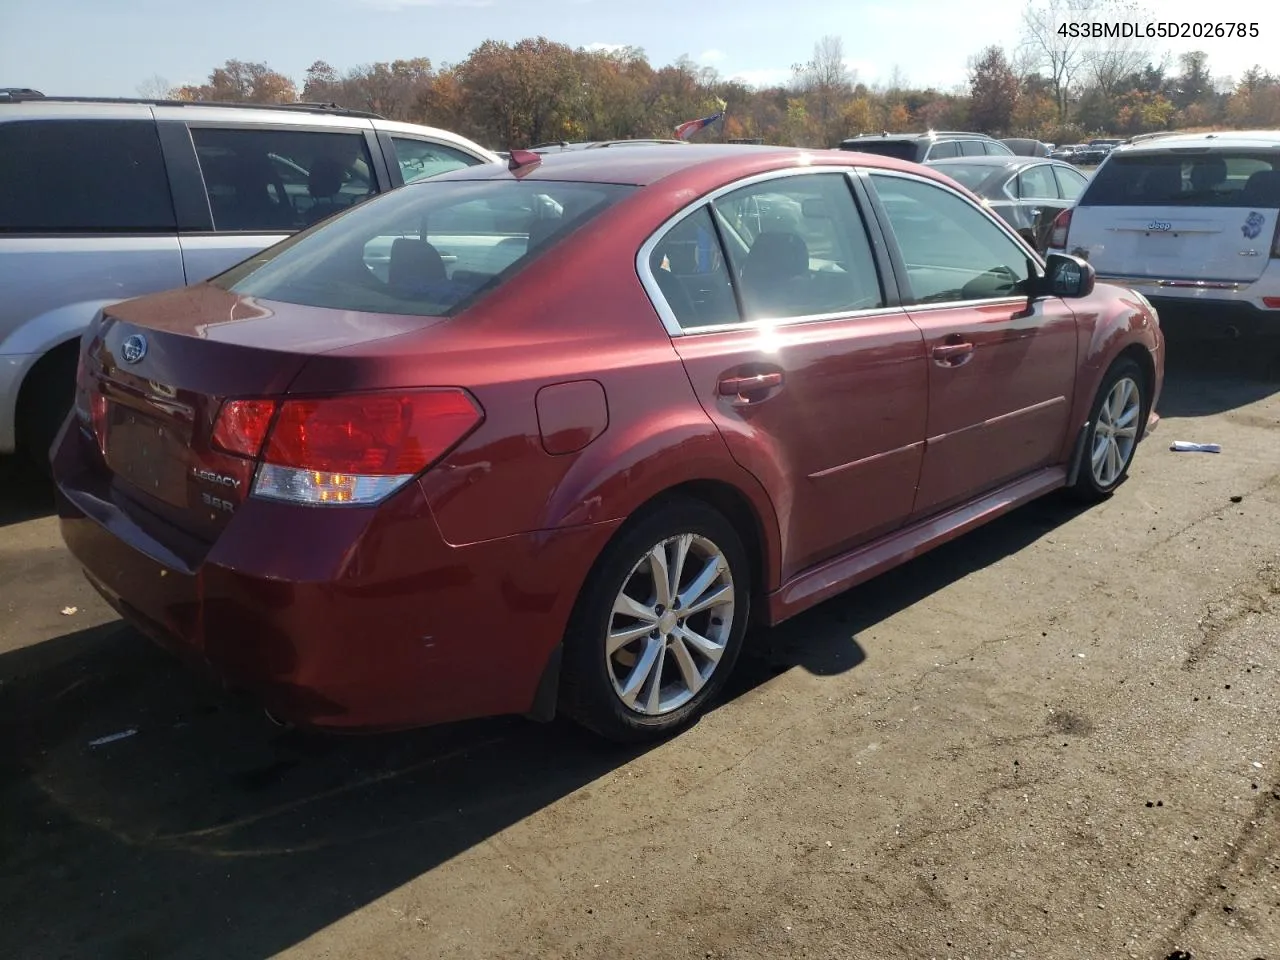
[1114,424,1138,440]
[613,591,656,623]
[669,534,693,603]
[675,624,725,663]
[1106,438,1120,483]
[607,621,655,655]
[644,642,668,714]
[647,544,672,608]
[618,637,663,708]
[668,635,705,696]
[682,583,732,617]
[1115,402,1139,428]
[678,556,723,612]
[1091,434,1108,469]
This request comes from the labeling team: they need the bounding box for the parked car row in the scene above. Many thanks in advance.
[0,95,501,470]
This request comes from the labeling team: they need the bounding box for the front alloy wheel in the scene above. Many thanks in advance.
[1090,374,1141,488]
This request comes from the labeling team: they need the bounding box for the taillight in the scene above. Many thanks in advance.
[212,399,277,458]
[1049,208,1072,249]
[220,389,483,506]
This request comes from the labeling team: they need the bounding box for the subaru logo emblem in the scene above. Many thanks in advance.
[120,334,147,364]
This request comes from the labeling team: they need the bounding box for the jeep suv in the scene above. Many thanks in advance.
[838,131,1015,162]
[0,96,500,470]
[1046,131,1280,338]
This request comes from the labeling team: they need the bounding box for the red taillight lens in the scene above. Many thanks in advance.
[212,399,278,458]
[263,390,481,475]
[1263,297,1280,308]
[1049,208,1072,249]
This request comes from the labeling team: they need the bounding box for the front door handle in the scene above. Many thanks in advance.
[932,342,975,366]
[718,371,784,403]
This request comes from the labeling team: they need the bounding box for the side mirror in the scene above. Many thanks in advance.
[1042,252,1095,298]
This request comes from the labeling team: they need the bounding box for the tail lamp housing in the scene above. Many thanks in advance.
[211,389,483,506]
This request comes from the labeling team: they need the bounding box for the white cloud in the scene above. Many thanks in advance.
[729,67,793,89]
[585,42,625,54]
[698,49,727,65]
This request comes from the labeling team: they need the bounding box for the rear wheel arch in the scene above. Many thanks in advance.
[15,336,79,469]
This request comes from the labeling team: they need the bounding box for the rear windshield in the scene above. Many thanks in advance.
[1083,151,1280,207]
[841,140,918,161]
[931,164,1001,192]
[213,179,635,316]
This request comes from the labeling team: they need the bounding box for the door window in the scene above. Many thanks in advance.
[959,140,987,156]
[1017,164,1060,199]
[191,126,376,232]
[870,173,1032,303]
[1054,165,1088,201]
[0,120,175,232]
[926,140,960,160]
[711,173,884,320]
[391,138,482,184]
[647,206,740,330]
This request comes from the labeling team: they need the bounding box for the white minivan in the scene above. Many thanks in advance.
[1047,131,1280,337]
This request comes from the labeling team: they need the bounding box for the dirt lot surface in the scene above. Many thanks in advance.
[1,340,1278,960]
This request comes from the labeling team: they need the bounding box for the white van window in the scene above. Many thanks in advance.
[1084,152,1280,207]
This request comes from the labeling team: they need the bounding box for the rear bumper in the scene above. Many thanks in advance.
[52,420,619,731]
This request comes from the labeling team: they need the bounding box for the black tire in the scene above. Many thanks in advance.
[18,349,77,478]
[559,497,751,743]
[1069,356,1147,502]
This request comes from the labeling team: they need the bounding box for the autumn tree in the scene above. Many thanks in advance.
[173,59,297,103]
[969,46,1019,133]
[792,36,853,145]
[1021,0,1099,120]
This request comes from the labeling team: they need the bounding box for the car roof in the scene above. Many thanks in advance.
[0,94,384,121]
[1116,130,1280,154]
[420,143,930,187]
[841,131,996,144]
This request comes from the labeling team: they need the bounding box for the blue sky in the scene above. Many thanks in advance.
[3,0,1278,97]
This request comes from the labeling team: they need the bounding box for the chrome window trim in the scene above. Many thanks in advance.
[635,165,891,337]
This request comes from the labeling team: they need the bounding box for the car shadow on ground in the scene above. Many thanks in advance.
[0,455,53,528]
[1156,332,1280,419]
[0,489,1096,960]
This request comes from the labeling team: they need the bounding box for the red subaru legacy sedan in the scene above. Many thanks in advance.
[53,145,1164,741]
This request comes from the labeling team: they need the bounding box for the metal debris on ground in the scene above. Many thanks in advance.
[87,729,138,747]
[1170,441,1222,453]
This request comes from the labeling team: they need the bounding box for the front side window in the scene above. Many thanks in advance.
[959,140,987,157]
[0,120,175,232]
[1054,165,1088,201]
[927,140,960,160]
[214,179,632,317]
[870,173,1032,303]
[191,126,377,233]
[391,138,482,184]
[712,173,884,320]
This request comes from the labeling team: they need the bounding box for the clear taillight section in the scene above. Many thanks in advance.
[210,389,483,506]
[1049,208,1072,250]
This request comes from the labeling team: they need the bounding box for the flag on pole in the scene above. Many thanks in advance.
[675,97,728,140]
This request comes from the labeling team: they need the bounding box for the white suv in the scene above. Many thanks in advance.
[1047,131,1280,337]
[0,95,500,471]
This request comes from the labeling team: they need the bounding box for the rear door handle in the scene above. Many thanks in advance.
[932,342,975,366]
[718,372,784,402]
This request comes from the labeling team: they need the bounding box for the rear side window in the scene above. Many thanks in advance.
[926,140,960,160]
[391,138,482,184]
[960,140,987,157]
[1017,164,1059,199]
[1083,152,1280,207]
[647,206,740,330]
[214,179,633,317]
[191,126,377,233]
[1054,165,1088,200]
[0,120,175,232]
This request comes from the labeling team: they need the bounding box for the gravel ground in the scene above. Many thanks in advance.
[0,336,1277,960]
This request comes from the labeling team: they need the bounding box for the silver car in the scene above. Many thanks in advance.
[0,95,501,471]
